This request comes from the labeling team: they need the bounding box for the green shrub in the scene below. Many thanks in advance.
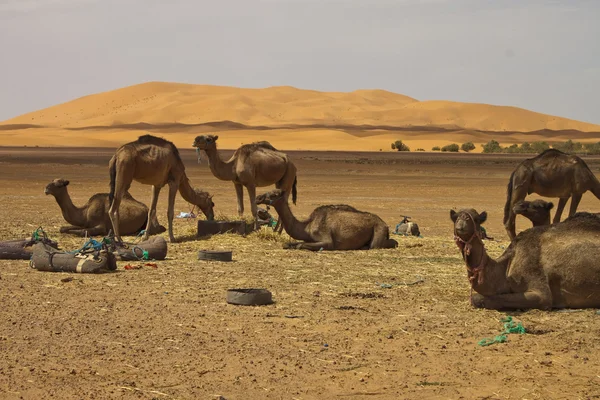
[441,143,459,152]
[461,142,476,152]
[391,140,410,152]
[432,146,441,151]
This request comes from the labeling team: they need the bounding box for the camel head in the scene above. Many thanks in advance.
[44,179,70,196]
[255,189,285,206]
[512,200,553,226]
[450,208,487,242]
[192,188,215,221]
[192,135,219,151]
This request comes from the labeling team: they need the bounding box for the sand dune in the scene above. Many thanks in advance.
[1,81,599,151]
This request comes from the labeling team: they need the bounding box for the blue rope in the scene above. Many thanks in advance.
[68,238,105,254]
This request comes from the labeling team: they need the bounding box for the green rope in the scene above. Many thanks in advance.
[478,316,526,346]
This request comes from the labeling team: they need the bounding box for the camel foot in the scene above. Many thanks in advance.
[283,242,302,250]
[470,293,485,308]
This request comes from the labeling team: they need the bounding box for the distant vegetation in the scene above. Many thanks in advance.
[391,140,410,152]
[431,146,441,151]
[461,142,475,152]
[441,143,459,152]
[481,139,600,155]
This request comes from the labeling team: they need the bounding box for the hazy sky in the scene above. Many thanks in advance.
[1,0,598,123]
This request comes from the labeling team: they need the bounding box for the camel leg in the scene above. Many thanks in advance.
[568,194,582,218]
[246,184,259,231]
[234,183,244,216]
[166,181,178,243]
[553,197,569,224]
[471,290,552,311]
[284,241,333,251]
[143,185,161,242]
[504,185,528,240]
[60,225,107,237]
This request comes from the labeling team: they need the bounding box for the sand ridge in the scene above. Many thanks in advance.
[1,81,599,151]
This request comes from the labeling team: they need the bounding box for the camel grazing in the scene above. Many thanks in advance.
[109,134,215,243]
[192,135,297,232]
[45,178,166,237]
[451,208,600,310]
[255,189,398,250]
[512,199,554,227]
[503,149,600,240]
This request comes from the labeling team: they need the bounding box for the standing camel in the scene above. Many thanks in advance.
[451,208,600,310]
[109,134,215,243]
[503,149,600,240]
[255,189,398,250]
[192,135,297,231]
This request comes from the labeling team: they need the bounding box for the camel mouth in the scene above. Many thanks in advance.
[512,204,528,214]
[44,188,50,195]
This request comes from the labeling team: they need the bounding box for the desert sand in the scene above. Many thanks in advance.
[1,82,600,151]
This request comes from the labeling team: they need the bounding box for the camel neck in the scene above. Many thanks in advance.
[271,200,311,241]
[463,239,510,295]
[203,147,236,181]
[53,190,86,227]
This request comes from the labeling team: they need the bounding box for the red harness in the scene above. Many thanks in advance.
[453,211,487,287]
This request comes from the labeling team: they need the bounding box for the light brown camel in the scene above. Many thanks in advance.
[255,189,398,250]
[45,178,166,237]
[504,149,600,240]
[192,135,297,232]
[109,134,215,243]
[451,208,600,310]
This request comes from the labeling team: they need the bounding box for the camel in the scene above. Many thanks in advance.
[192,135,297,232]
[512,199,554,227]
[45,178,166,237]
[513,199,600,228]
[503,149,600,240]
[255,189,398,250]
[109,134,215,243]
[451,208,600,310]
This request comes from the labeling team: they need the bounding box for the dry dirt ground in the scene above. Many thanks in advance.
[0,148,599,400]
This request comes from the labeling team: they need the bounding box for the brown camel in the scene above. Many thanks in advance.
[503,149,600,240]
[45,178,166,237]
[451,208,600,310]
[109,134,215,243]
[192,135,297,232]
[512,199,554,227]
[255,189,398,250]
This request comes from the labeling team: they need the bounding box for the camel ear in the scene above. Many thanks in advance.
[450,210,458,222]
[479,211,487,224]
[214,135,219,141]
[546,202,554,210]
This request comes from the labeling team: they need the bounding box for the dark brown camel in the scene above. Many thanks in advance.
[451,208,600,310]
[255,189,397,251]
[504,149,600,240]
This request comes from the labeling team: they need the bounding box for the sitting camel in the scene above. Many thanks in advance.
[512,199,554,227]
[192,135,297,232]
[45,179,166,237]
[109,134,215,243]
[504,148,600,240]
[513,199,600,228]
[255,189,398,250]
[451,208,600,310]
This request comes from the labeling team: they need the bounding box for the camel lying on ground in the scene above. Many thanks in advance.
[503,149,600,240]
[45,178,166,237]
[109,134,215,243]
[451,208,600,310]
[255,189,398,250]
[193,135,297,232]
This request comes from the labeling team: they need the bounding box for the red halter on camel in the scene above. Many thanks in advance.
[453,211,488,287]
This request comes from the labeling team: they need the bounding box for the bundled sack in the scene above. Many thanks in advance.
[30,242,117,273]
[0,234,59,260]
[113,236,168,261]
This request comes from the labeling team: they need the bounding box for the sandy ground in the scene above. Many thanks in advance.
[0,148,600,400]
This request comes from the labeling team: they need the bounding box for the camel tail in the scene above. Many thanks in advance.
[292,176,297,205]
[503,170,515,225]
[108,157,117,205]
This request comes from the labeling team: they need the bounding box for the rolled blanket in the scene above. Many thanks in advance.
[114,236,168,261]
[30,242,117,273]
[0,237,60,260]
